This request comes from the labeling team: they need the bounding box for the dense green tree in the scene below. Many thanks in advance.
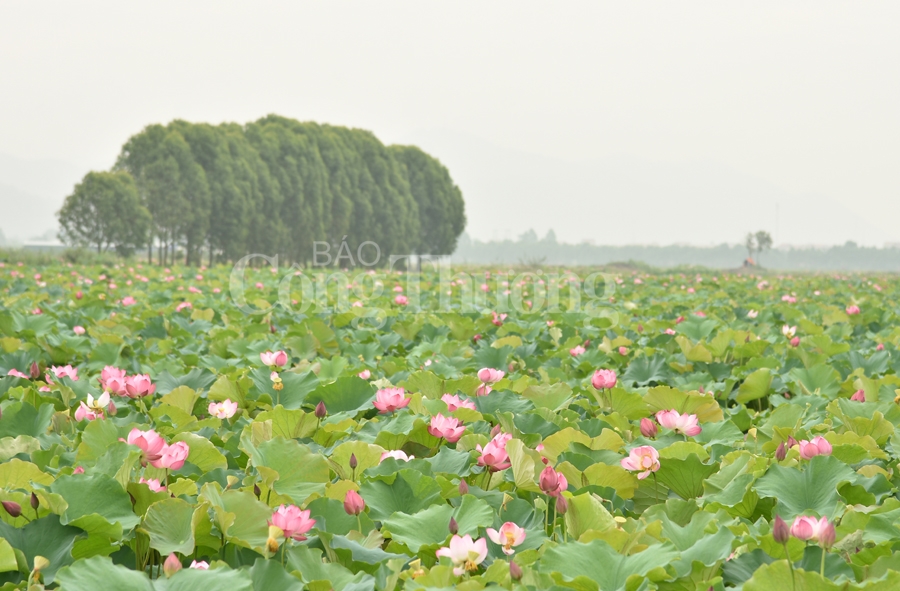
[97,116,467,264]
[390,145,466,254]
[57,171,151,255]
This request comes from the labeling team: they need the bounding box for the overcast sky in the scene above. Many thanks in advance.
[1,2,898,246]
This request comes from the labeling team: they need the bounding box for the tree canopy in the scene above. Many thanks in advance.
[70,115,468,265]
[57,171,151,256]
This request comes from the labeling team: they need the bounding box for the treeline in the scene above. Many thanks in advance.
[58,115,466,265]
[454,231,900,271]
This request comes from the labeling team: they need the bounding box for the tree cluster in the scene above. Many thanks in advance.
[744,231,773,265]
[57,116,466,265]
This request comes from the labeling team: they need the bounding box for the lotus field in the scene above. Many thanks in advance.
[3,263,900,591]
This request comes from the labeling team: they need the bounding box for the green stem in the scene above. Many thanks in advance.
[544,495,550,536]
[482,469,491,490]
[652,472,660,505]
[357,514,362,533]
[784,542,795,591]
[820,546,826,578]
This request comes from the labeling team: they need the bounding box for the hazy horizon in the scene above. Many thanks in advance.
[2,2,898,247]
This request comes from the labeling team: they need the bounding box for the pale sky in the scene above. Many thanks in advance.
[1,2,898,246]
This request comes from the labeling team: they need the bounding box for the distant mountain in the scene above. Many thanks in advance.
[403,129,890,248]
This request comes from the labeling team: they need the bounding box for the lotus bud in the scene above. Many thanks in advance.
[30,362,40,379]
[640,418,658,438]
[510,560,523,581]
[343,490,365,516]
[315,401,327,419]
[30,492,39,510]
[1,501,22,518]
[539,465,559,495]
[458,480,469,495]
[819,520,836,549]
[490,424,501,438]
[349,453,358,470]
[555,495,568,515]
[163,554,182,577]
[787,436,798,448]
[637,324,644,333]
[850,390,866,402]
[448,517,458,535]
[76,290,83,299]
[775,442,786,461]
[253,484,261,499]
[772,515,790,544]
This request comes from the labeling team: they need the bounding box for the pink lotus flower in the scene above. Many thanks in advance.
[620,445,660,479]
[877,343,885,351]
[781,295,797,303]
[782,325,797,338]
[477,368,504,384]
[380,450,413,462]
[475,384,492,396]
[100,366,128,395]
[846,305,861,315]
[790,515,831,543]
[591,369,617,390]
[373,387,410,413]
[269,505,315,541]
[140,477,166,492]
[7,369,28,379]
[539,465,567,497]
[850,390,866,402]
[656,410,702,437]
[73,325,85,335]
[189,561,209,569]
[260,350,288,367]
[664,328,676,335]
[122,296,136,306]
[491,312,507,326]
[428,413,466,443]
[51,365,79,381]
[477,432,512,472]
[209,399,238,419]
[343,490,365,516]
[358,369,371,380]
[569,345,586,357]
[393,285,404,292]
[151,441,190,470]
[394,295,408,306]
[175,302,192,312]
[125,374,155,398]
[125,428,166,463]
[618,346,628,355]
[73,465,85,474]
[798,436,832,460]
[747,310,759,318]
[436,534,488,576]
[441,393,476,412]
[74,401,102,421]
[486,522,527,555]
